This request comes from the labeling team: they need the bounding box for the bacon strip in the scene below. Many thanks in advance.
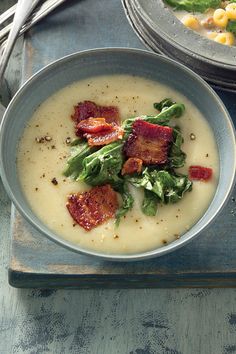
[189,165,213,181]
[121,158,143,175]
[76,117,113,136]
[133,119,173,141]
[85,125,124,146]
[123,120,173,165]
[72,100,120,125]
[67,185,118,231]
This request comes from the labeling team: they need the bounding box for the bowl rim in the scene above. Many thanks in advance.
[123,0,236,91]
[0,47,236,261]
[132,0,236,69]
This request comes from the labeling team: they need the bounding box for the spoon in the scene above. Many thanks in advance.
[0,0,41,83]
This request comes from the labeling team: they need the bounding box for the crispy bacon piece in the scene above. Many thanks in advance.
[76,118,113,136]
[123,119,173,165]
[85,125,124,146]
[121,158,143,175]
[133,119,173,141]
[76,116,124,145]
[66,185,119,231]
[189,165,213,181]
[99,106,120,124]
[72,100,120,125]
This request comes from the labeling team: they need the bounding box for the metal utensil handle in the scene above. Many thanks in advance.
[0,0,66,45]
[0,0,41,82]
[0,4,16,26]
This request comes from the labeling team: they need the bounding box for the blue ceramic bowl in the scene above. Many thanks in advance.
[0,48,235,261]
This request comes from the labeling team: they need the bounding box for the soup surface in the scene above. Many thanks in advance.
[17,75,219,254]
[170,2,236,46]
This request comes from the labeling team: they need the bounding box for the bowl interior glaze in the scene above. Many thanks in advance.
[0,48,235,261]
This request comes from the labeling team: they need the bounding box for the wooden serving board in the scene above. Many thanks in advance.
[9,0,236,288]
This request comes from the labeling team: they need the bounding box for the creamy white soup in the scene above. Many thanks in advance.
[17,75,219,254]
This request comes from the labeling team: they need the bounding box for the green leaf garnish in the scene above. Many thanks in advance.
[227,20,236,36]
[63,142,97,179]
[164,0,221,13]
[115,182,134,224]
[63,98,192,225]
[78,141,124,187]
[142,189,159,216]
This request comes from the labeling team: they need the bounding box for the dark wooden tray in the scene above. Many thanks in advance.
[9,0,236,288]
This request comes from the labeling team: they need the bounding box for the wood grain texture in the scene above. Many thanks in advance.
[1,0,236,353]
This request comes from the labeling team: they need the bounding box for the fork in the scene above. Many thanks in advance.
[0,0,66,45]
[0,0,42,83]
[0,0,66,108]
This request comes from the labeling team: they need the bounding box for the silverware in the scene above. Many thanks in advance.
[0,0,66,107]
[0,0,66,85]
[0,0,42,83]
[0,0,66,45]
[0,4,16,25]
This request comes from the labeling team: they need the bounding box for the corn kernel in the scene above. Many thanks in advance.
[207,31,218,40]
[214,32,235,45]
[213,8,229,28]
[226,3,236,19]
[181,15,200,31]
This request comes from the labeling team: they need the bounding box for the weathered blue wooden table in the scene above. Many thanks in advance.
[1,0,236,352]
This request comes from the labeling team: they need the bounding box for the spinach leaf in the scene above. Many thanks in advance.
[142,189,158,216]
[144,103,185,124]
[227,20,236,36]
[169,127,186,168]
[115,182,134,224]
[78,141,124,186]
[164,0,221,12]
[63,142,97,179]
[153,98,176,111]
[164,174,193,203]
[127,168,155,193]
[128,168,192,209]
[152,170,192,203]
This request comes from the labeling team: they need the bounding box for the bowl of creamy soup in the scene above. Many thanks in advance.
[0,48,235,260]
[122,0,236,91]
